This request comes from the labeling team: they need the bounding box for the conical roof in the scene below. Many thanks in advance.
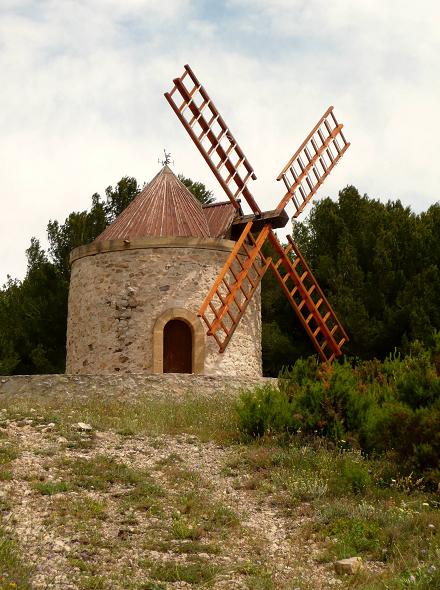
[95,165,211,241]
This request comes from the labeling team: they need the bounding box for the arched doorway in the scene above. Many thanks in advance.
[153,308,204,374]
[163,319,192,373]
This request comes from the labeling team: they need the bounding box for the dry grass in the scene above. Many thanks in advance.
[0,394,438,589]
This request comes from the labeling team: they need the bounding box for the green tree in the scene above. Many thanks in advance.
[178,174,215,205]
[0,177,141,375]
[260,240,315,376]
[2,178,439,377]
[0,239,68,374]
[47,177,140,279]
[291,186,440,359]
[104,176,141,221]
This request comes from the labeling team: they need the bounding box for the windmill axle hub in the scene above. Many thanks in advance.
[232,208,289,237]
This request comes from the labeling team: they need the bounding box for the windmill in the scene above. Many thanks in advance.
[165,65,350,363]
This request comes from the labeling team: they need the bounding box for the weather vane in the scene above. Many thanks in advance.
[158,149,173,166]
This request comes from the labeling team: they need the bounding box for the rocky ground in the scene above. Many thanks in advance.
[0,390,438,590]
[1,416,346,589]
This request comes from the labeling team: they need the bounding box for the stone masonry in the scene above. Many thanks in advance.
[66,237,262,377]
[0,373,275,400]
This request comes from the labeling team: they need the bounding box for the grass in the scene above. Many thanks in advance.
[0,444,19,465]
[171,515,202,540]
[232,562,276,590]
[0,393,238,444]
[76,574,107,590]
[58,454,150,490]
[34,454,166,518]
[120,480,165,514]
[0,442,32,590]
[0,443,19,481]
[142,558,219,585]
[154,452,182,467]
[172,490,240,538]
[161,465,200,485]
[31,480,72,495]
[53,496,108,521]
[167,540,220,555]
[222,440,440,589]
[0,527,33,590]
[0,391,439,589]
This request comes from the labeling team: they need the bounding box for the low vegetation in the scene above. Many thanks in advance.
[0,444,32,590]
[225,441,439,588]
[237,338,440,488]
[0,374,438,589]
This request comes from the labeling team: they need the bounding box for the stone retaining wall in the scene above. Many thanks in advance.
[0,374,276,401]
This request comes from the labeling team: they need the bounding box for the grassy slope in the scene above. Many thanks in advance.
[0,392,438,590]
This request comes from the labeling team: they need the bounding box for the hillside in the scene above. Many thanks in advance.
[0,383,439,590]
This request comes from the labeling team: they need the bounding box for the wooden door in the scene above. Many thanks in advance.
[163,319,192,373]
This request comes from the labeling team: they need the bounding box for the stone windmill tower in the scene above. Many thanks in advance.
[66,164,262,377]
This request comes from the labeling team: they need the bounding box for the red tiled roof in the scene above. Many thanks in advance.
[95,166,212,241]
[202,201,237,238]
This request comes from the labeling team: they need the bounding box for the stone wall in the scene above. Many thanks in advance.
[0,374,275,400]
[66,237,262,377]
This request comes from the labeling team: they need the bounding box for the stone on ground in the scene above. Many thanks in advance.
[334,556,363,575]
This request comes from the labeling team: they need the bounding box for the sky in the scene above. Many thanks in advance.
[1,0,439,285]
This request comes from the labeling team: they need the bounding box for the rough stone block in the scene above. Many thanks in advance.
[334,557,363,575]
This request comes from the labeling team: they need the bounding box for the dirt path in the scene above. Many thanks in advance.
[1,419,343,589]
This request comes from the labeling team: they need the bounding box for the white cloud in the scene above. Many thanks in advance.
[1,1,439,285]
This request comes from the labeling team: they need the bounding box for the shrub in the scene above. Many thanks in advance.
[395,354,440,409]
[321,516,384,559]
[338,458,372,494]
[364,400,440,485]
[235,385,300,439]
[236,341,440,486]
[279,360,366,440]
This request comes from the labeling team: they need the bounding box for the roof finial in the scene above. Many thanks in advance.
[159,149,173,167]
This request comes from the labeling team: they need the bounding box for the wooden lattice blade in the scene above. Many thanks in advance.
[276,107,350,218]
[268,230,348,362]
[198,222,271,352]
[165,64,261,214]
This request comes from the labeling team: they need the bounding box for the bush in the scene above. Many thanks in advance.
[236,362,363,442]
[279,359,370,440]
[235,385,299,439]
[236,342,440,486]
